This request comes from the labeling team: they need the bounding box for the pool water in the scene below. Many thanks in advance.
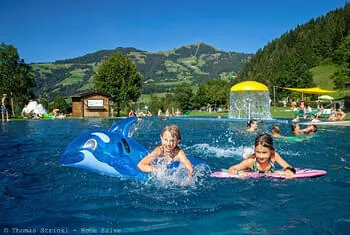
[0,117,349,234]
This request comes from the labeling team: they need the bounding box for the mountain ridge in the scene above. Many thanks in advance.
[31,42,253,101]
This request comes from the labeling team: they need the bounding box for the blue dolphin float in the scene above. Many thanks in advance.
[60,117,205,180]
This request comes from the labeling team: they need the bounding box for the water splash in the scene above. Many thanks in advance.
[229,91,271,120]
[142,161,211,189]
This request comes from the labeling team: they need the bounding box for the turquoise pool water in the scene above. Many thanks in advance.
[0,117,349,234]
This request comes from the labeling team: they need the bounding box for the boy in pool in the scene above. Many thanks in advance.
[227,134,295,178]
[271,124,283,138]
[137,124,193,178]
[292,123,317,135]
[301,124,318,135]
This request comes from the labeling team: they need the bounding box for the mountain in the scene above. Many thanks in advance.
[31,42,253,101]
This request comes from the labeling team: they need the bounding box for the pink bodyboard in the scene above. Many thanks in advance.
[210,168,327,179]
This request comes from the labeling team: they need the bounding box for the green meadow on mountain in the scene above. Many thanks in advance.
[31,43,253,101]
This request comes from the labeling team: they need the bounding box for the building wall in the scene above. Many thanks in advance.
[71,94,110,118]
[72,98,83,117]
[83,95,109,118]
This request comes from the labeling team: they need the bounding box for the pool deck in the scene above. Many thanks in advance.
[300,120,350,126]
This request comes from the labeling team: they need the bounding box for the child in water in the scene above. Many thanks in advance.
[271,124,283,138]
[246,119,259,132]
[137,124,193,178]
[227,134,296,178]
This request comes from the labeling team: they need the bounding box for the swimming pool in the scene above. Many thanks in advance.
[0,117,349,234]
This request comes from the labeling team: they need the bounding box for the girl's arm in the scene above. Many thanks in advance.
[274,152,292,168]
[137,147,161,173]
[178,150,194,177]
[227,158,253,174]
[274,152,295,177]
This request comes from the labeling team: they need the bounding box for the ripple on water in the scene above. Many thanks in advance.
[0,119,349,234]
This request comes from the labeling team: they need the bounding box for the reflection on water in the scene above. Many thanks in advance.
[0,117,349,234]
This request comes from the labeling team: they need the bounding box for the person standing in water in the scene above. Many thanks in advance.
[137,124,193,178]
[1,93,9,122]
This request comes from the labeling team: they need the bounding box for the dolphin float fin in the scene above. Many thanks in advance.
[109,117,137,136]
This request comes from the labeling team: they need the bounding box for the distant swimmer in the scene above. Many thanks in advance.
[335,108,346,121]
[271,124,283,138]
[246,119,258,132]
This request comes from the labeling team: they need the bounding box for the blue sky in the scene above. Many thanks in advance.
[0,0,348,63]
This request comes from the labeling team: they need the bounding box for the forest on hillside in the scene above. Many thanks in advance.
[237,2,350,100]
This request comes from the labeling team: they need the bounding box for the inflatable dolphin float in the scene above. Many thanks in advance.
[60,117,205,180]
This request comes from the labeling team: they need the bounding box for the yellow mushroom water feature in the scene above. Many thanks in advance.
[229,81,271,120]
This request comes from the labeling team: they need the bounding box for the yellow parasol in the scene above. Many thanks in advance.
[283,87,336,99]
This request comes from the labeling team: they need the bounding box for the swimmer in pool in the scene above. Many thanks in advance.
[137,124,193,178]
[271,124,283,138]
[227,134,295,179]
[246,119,259,132]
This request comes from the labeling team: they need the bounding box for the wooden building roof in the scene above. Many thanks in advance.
[70,90,111,98]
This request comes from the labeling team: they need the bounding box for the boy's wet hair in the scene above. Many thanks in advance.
[161,125,181,140]
[291,123,299,132]
[272,124,281,134]
[309,124,318,133]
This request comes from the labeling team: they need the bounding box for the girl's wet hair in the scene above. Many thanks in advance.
[254,133,274,150]
[161,125,181,140]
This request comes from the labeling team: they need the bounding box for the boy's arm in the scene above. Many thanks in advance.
[137,147,160,173]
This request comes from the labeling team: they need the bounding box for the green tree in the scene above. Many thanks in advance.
[332,35,350,89]
[173,82,193,111]
[38,97,49,111]
[195,80,230,109]
[148,94,162,114]
[49,97,68,113]
[0,43,35,115]
[94,52,142,116]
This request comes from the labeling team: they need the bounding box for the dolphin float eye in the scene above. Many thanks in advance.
[83,139,97,150]
[121,138,130,153]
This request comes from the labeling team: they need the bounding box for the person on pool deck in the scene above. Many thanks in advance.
[128,109,137,117]
[246,119,259,132]
[137,124,193,178]
[227,134,296,178]
[310,114,320,123]
[335,108,346,121]
[292,115,300,123]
